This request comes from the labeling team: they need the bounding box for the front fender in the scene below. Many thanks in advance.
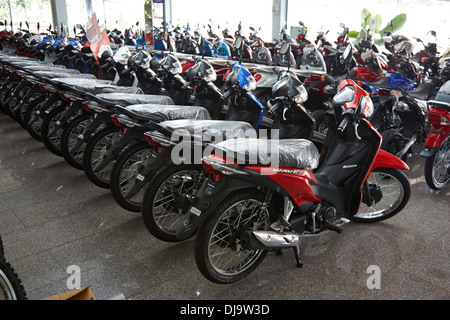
[370,149,409,172]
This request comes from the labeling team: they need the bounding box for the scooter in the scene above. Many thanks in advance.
[420,80,450,190]
[182,79,411,284]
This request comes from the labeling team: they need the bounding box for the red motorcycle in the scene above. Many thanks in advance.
[180,79,411,283]
[420,80,450,190]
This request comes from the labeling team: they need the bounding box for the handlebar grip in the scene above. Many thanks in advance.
[337,115,351,133]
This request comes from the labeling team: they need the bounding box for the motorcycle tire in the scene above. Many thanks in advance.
[110,141,155,213]
[83,125,121,189]
[381,129,408,161]
[311,109,329,135]
[22,95,48,142]
[194,189,277,284]
[424,136,450,190]
[41,105,68,157]
[351,168,411,223]
[60,114,92,170]
[0,258,27,300]
[141,164,204,242]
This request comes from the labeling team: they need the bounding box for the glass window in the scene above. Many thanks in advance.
[171,0,273,42]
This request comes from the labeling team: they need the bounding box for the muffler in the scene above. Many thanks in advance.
[240,230,300,251]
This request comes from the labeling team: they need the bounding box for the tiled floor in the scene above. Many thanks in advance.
[0,111,449,301]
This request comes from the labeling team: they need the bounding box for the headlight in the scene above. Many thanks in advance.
[243,75,257,91]
[204,68,217,82]
[333,86,354,105]
[294,85,308,104]
[359,95,374,118]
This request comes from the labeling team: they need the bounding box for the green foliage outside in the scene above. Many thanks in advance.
[348,8,407,46]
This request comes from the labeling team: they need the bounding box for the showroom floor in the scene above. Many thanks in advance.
[0,111,449,301]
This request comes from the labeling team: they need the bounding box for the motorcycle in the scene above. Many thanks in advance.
[139,55,324,241]
[420,80,450,190]
[249,26,273,66]
[181,79,411,283]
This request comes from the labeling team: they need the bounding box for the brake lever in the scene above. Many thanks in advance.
[353,121,361,141]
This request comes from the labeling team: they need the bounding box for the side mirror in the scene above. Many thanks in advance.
[234,36,243,51]
[280,43,290,55]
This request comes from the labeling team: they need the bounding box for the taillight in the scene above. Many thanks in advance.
[58,92,69,102]
[144,132,156,146]
[427,112,450,126]
[111,115,122,127]
[254,73,262,82]
[38,84,47,93]
[202,157,249,182]
[82,102,92,113]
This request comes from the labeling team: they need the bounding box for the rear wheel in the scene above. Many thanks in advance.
[83,126,120,189]
[142,164,204,242]
[424,137,450,190]
[381,129,408,160]
[311,109,329,135]
[194,189,275,284]
[23,95,48,141]
[110,141,155,212]
[351,168,411,223]
[41,105,67,157]
[60,114,92,170]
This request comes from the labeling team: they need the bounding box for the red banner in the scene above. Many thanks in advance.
[85,13,110,62]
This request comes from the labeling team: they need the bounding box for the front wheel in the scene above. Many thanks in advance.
[424,137,450,190]
[194,189,276,284]
[351,168,411,223]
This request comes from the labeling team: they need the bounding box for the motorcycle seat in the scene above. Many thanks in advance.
[405,82,434,101]
[94,92,175,106]
[212,138,320,170]
[369,76,391,89]
[118,104,212,123]
[157,119,257,142]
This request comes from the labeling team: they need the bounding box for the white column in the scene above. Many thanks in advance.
[272,0,288,41]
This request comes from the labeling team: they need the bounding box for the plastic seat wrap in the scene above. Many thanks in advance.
[95,92,175,106]
[124,104,212,122]
[19,64,70,71]
[211,138,320,169]
[32,71,97,80]
[52,78,144,95]
[157,119,257,142]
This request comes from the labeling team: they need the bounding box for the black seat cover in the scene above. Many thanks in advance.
[369,76,392,89]
[406,82,434,100]
[212,138,320,169]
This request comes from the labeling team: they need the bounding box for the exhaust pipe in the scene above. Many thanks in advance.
[240,230,300,251]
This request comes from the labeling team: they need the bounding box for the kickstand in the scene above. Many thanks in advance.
[293,245,303,269]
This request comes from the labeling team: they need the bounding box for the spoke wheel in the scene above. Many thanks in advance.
[194,189,274,284]
[425,136,450,190]
[352,168,411,223]
[142,164,204,242]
